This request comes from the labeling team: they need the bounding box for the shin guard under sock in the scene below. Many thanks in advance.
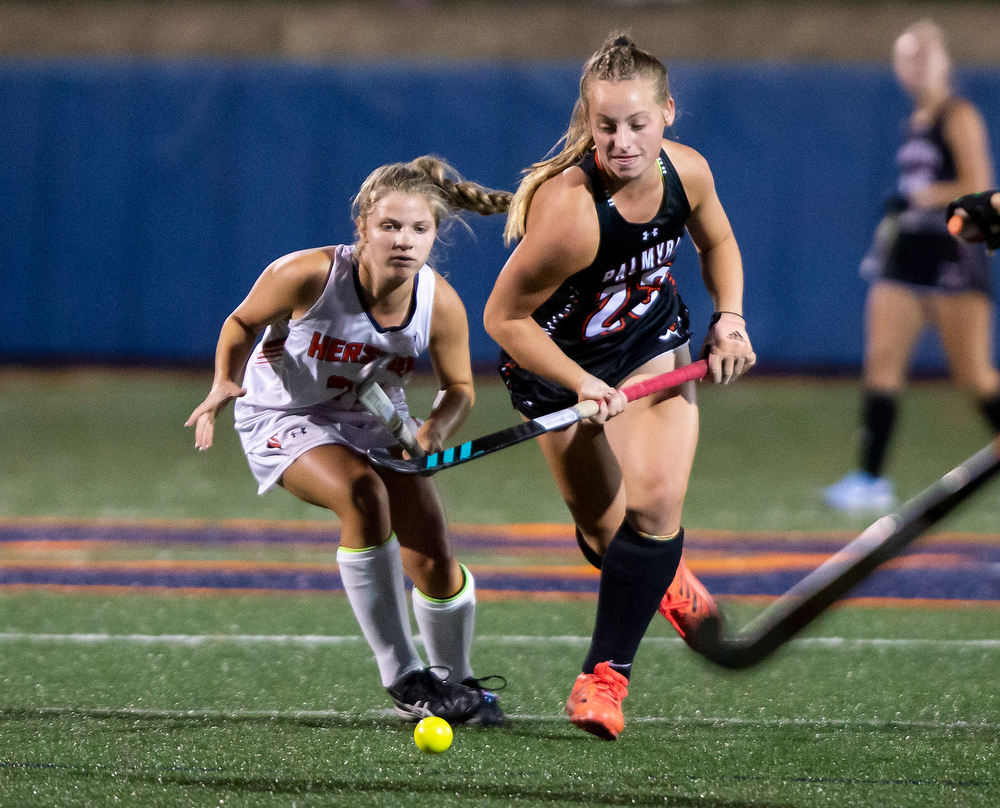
[582,522,684,679]
[412,565,476,682]
[336,537,423,687]
[861,390,897,477]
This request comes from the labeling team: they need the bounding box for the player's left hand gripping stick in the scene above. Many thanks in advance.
[367,359,709,476]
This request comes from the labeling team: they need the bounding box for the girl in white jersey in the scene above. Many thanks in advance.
[186,157,512,725]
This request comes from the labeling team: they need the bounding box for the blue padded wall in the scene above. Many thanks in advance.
[2,60,997,369]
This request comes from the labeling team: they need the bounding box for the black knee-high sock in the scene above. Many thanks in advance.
[582,522,684,679]
[860,391,897,477]
[980,393,1000,433]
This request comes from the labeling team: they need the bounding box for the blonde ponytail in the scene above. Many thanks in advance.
[504,32,671,245]
[408,156,512,218]
[503,100,594,245]
[353,156,511,255]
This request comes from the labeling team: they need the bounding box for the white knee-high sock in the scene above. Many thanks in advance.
[412,564,476,682]
[336,536,424,687]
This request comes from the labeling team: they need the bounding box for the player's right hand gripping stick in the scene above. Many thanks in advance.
[947,190,1000,250]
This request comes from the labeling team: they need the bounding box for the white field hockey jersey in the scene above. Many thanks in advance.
[234,244,435,439]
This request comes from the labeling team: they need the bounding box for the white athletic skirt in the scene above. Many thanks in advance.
[234,402,419,494]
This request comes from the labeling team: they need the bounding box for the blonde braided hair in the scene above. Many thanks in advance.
[353,156,511,252]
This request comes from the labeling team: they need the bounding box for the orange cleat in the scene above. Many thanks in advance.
[565,661,629,740]
[659,557,718,645]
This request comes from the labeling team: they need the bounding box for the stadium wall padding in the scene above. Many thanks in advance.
[2,60,998,369]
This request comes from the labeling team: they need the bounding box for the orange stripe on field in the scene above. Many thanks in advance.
[0,544,979,573]
[476,589,597,602]
[3,585,999,610]
[1,540,96,552]
[2,516,997,545]
[685,554,832,572]
[0,559,599,578]
[683,552,981,574]
[0,515,339,535]
[839,595,1000,609]
[468,564,598,578]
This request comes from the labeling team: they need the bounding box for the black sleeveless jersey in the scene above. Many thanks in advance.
[532,148,691,371]
[500,147,693,417]
[880,99,991,293]
[897,102,957,200]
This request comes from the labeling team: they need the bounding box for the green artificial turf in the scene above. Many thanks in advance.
[0,591,997,807]
[1,367,998,531]
[1,368,998,806]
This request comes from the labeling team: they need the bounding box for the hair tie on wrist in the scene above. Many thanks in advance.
[709,311,745,327]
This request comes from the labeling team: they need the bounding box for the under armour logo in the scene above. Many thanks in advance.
[642,228,659,241]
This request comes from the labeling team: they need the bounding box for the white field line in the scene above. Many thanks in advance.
[2,633,997,732]
[1,632,1000,651]
[7,705,1000,733]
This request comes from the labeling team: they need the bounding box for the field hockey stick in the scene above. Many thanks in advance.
[367,359,708,476]
[355,356,426,459]
[689,438,1000,670]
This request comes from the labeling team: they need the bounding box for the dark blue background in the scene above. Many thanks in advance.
[2,60,998,368]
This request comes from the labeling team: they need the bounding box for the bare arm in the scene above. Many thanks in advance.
[184,248,331,449]
[667,140,756,383]
[419,274,475,453]
[485,170,600,391]
[483,169,626,419]
[912,101,995,209]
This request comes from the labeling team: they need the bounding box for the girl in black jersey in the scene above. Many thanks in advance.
[824,20,1000,513]
[484,34,755,741]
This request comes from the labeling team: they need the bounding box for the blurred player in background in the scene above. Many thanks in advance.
[484,34,755,740]
[825,20,1000,513]
[186,157,511,725]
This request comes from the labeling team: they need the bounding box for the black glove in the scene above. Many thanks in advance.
[947,191,1000,250]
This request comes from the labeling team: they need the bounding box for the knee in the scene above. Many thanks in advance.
[624,482,687,536]
[973,378,1000,399]
[345,468,392,524]
[949,364,998,398]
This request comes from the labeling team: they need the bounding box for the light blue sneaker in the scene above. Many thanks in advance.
[823,470,896,513]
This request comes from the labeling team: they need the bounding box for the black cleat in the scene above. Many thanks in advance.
[386,667,483,724]
[460,675,507,727]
